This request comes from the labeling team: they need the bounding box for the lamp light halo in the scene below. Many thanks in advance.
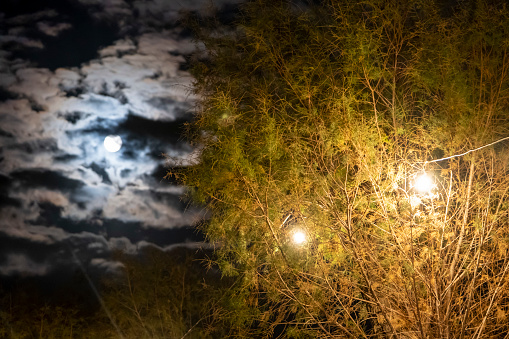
[292,230,306,245]
[414,172,433,194]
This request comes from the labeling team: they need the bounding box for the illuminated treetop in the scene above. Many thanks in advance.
[172,0,509,337]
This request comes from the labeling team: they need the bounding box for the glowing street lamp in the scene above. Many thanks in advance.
[414,173,433,194]
[293,230,306,245]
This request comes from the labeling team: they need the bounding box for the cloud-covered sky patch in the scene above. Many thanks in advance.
[0,0,241,279]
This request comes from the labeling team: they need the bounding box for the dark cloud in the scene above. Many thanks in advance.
[0,87,18,101]
[33,202,102,234]
[119,113,190,145]
[87,162,113,184]
[7,138,59,154]
[0,234,62,265]
[36,22,72,37]
[0,172,21,208]
[11,168,84,192]
[58,111,89,124]
[1,0,118,70]
[0,195,21,208]
[0,172,12,191]
[0,253,51,276]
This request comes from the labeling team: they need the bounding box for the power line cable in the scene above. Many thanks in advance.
[420,136,509,164]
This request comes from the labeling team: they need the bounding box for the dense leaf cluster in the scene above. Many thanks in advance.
[173,0,509,337]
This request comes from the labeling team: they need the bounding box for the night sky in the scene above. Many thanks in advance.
[0,0,239,286]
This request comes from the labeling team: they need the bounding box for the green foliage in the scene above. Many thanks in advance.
[173,0,509,337]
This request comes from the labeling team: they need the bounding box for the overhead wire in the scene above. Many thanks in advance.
[419,136,509,164]
[68,246,125,339]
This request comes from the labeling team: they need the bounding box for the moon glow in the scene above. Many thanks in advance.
[104,135,122,152]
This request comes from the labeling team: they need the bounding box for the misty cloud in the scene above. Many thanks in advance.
[0,0,236,277]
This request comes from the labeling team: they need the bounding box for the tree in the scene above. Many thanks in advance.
[173,0,509,337]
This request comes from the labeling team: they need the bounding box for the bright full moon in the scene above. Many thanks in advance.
[104,135,122,153]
